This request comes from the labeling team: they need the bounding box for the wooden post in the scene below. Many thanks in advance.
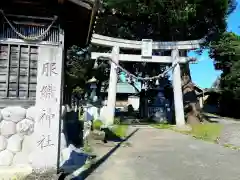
[105,46,119,125]
[172,49,185,126]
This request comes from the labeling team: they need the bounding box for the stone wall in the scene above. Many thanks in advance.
[0,106,67,168]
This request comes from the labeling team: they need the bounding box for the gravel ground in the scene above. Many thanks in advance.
[205,115,240,147]
[220,123,240,146]
[24,170,60,180]
[86,127,240,180]
[22,118,240,180]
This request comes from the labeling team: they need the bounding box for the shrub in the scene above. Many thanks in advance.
[93,120,103,130]
[112,125,128,138]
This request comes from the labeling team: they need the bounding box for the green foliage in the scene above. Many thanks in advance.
[83,142,94,153]
[222,60,240,99]
[12,174,25,180]
[173,124,222,142]
[223,144,240,150]
[93,120,103,130]
[111,125,128,138]
[209,32,240,117]
[65,46,93,88]
[93,0,235,92]
[73,86,84,95]
[96,0,235,41]
[191,123,223,142]
[151,122,172,129]
[209,32,240,73]
[65,45,109,98]
[152,123,222,142]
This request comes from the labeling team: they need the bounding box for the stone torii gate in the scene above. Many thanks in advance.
[91,33,202,126]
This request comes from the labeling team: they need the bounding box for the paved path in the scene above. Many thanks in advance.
[204,113,240,125]
[86,127,240,180]
[204,113,240,147]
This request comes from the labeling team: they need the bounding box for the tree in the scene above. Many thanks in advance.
[212,77,220,89]
[96,0,236,41]
[209,32,240,117]
[210,32,240,73]
[209,32,240,96]
[64,45,109,104]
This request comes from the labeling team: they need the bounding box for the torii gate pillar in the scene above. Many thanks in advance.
[105,46,119,125]
[172,49,185,126]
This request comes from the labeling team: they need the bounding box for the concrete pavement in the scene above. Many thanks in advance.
[86,127,240,180]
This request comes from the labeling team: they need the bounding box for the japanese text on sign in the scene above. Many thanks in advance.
[37,134,54,149]
[39,108,55,128]
[42,62,58,76]
[40,84,56,100]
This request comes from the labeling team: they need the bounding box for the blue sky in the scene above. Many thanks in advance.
[188,1,240,88]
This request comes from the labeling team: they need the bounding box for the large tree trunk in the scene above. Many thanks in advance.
[181,64,202,125]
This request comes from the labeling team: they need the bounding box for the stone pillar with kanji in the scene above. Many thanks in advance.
[29,44,64,169]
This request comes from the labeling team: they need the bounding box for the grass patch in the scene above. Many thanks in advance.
[12,174,25,180]
[83,142,94,153]
[223,144,240,150]
[91,119,129,141]
[92,120,103,130]
[151,123,172,129]
[111,125,128,138]
[174,123,223,142]
[191,123,223,142]
[92,117,128,139]
[152,122,223,143]
[173,128,192,135]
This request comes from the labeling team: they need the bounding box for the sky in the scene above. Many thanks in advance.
[188,1,240,88]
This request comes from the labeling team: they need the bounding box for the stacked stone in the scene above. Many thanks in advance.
[0,105,72,168]
[0,106,35,166]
